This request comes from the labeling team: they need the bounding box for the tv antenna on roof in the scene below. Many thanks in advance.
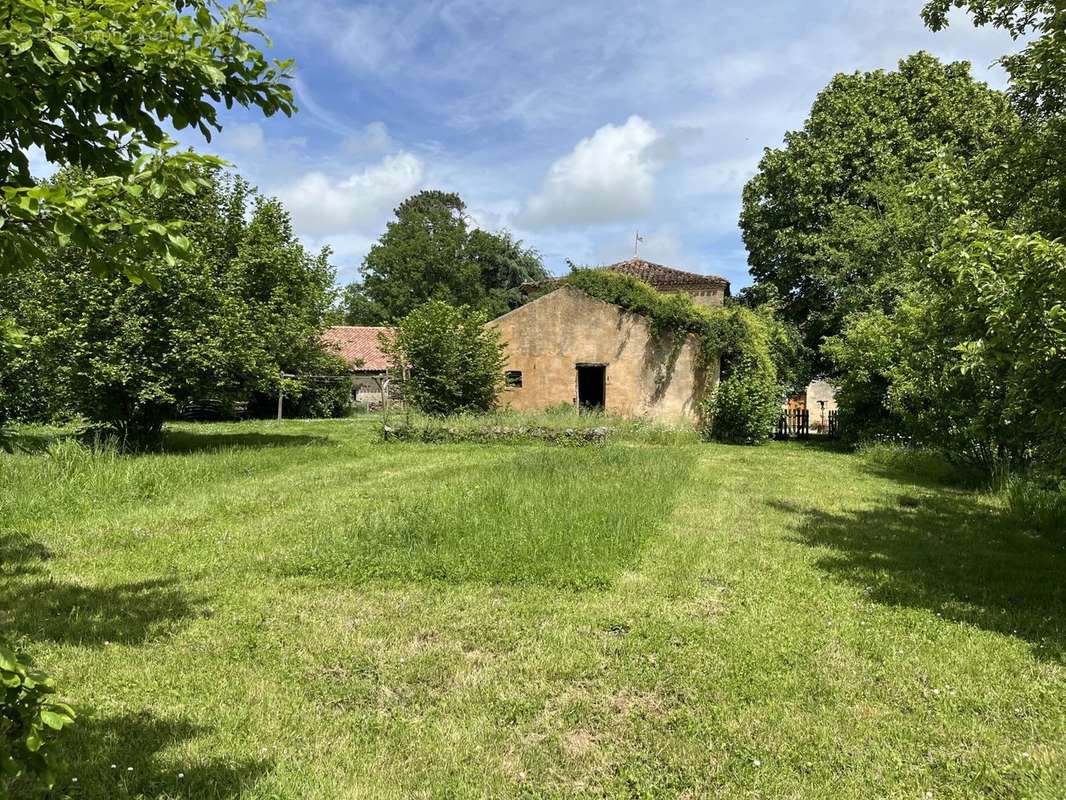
[634,230,645,257]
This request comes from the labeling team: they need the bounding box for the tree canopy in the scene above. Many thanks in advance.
[346,190,546,324]
[740,52,1018,367]
[0,169,341,438]
[751,8,1066,476]
[923,1,1066,118]
[0,0,294,283]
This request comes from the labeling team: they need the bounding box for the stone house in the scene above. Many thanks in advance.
[490,260,730,423]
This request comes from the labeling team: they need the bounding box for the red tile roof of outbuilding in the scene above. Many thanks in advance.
[321,326,393,372]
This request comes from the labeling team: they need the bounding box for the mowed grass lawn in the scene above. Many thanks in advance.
[1,417,1064,799]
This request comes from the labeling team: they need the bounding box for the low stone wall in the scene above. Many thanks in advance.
[381,424,609,446]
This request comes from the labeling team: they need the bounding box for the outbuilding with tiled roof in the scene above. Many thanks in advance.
[601,258,729,307]
[321,325,395,407]
[321,326,393,373]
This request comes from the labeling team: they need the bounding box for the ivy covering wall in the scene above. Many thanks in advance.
[560,269,789,444]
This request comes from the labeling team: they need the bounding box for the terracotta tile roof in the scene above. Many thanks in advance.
[602,258,730,290]
[321,326,393,372]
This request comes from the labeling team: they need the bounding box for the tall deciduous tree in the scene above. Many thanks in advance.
[353,190,546,323]
[740,52,1017,367]
[923,1,1066,119]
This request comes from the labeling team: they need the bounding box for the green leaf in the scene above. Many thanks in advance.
[53,215,76,237]
[46,40,69,64]
[0,644,19,672]
[39,710,68,730]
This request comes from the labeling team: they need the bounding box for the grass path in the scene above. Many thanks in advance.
[1,418,1063,798]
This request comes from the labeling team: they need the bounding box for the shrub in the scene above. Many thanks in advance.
[827,214,1066,473]
[277,350,353,419]
[701,307,782,445]
[0,642,75,797]
[383,300,506,416]
[700,373,780,444]
[382,422,608,445]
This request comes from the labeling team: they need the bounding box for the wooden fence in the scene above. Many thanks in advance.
[776,409,809,439]
[775,408,841,440]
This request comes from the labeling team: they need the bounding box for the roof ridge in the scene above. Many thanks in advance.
[600,258,729,287]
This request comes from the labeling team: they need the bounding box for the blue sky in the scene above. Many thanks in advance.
[189,0,1021,290]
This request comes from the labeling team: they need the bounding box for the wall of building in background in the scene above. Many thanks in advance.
[490,286,717,423]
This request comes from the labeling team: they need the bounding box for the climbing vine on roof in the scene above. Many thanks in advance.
[561,269,788,444]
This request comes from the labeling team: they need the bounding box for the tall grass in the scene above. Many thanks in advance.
[1006,475,1066,542]
[284,444,698,589]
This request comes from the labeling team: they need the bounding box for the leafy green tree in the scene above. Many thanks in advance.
[465,228,547,318]
[0,0,294,284]
[362,191,479,321]
[231,197,338,388]
[741,52,1017,367]
[923,2,1066,242]
[337,282,388,326]
[383,300,506,416]
[830,212,1066,471]
[923,1,1066,118]
[356,191,546,322]
[0,170,339,438]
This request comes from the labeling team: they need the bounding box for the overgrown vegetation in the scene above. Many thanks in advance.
[743,14,1066,491]
[382,300,507,416]
[1,417,1062,798]
[562,269,795,443]
[0,641,75,798]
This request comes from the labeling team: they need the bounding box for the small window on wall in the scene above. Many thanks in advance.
[505,370,523,388]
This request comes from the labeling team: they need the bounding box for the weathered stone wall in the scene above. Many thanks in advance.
[662,285,726,308]
[488,286,718,423]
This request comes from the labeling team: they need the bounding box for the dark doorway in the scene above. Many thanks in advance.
[576,364,606,411]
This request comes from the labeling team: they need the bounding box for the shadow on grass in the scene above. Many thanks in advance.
[0,532,53,576]
[1,427,330,456]
[856,444,991,491]
[53,711,272,799]
[160,429,330,454]
[777,494,1066,661]
[0,534,203,647]
[2,578,203,647]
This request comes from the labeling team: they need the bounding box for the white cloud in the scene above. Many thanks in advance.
[341,121,393,156]
[517,116,665,228]
[217,122,266,157]
[275,152,424,237]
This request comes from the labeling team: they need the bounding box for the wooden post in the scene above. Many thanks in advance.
[277,371,287,422]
